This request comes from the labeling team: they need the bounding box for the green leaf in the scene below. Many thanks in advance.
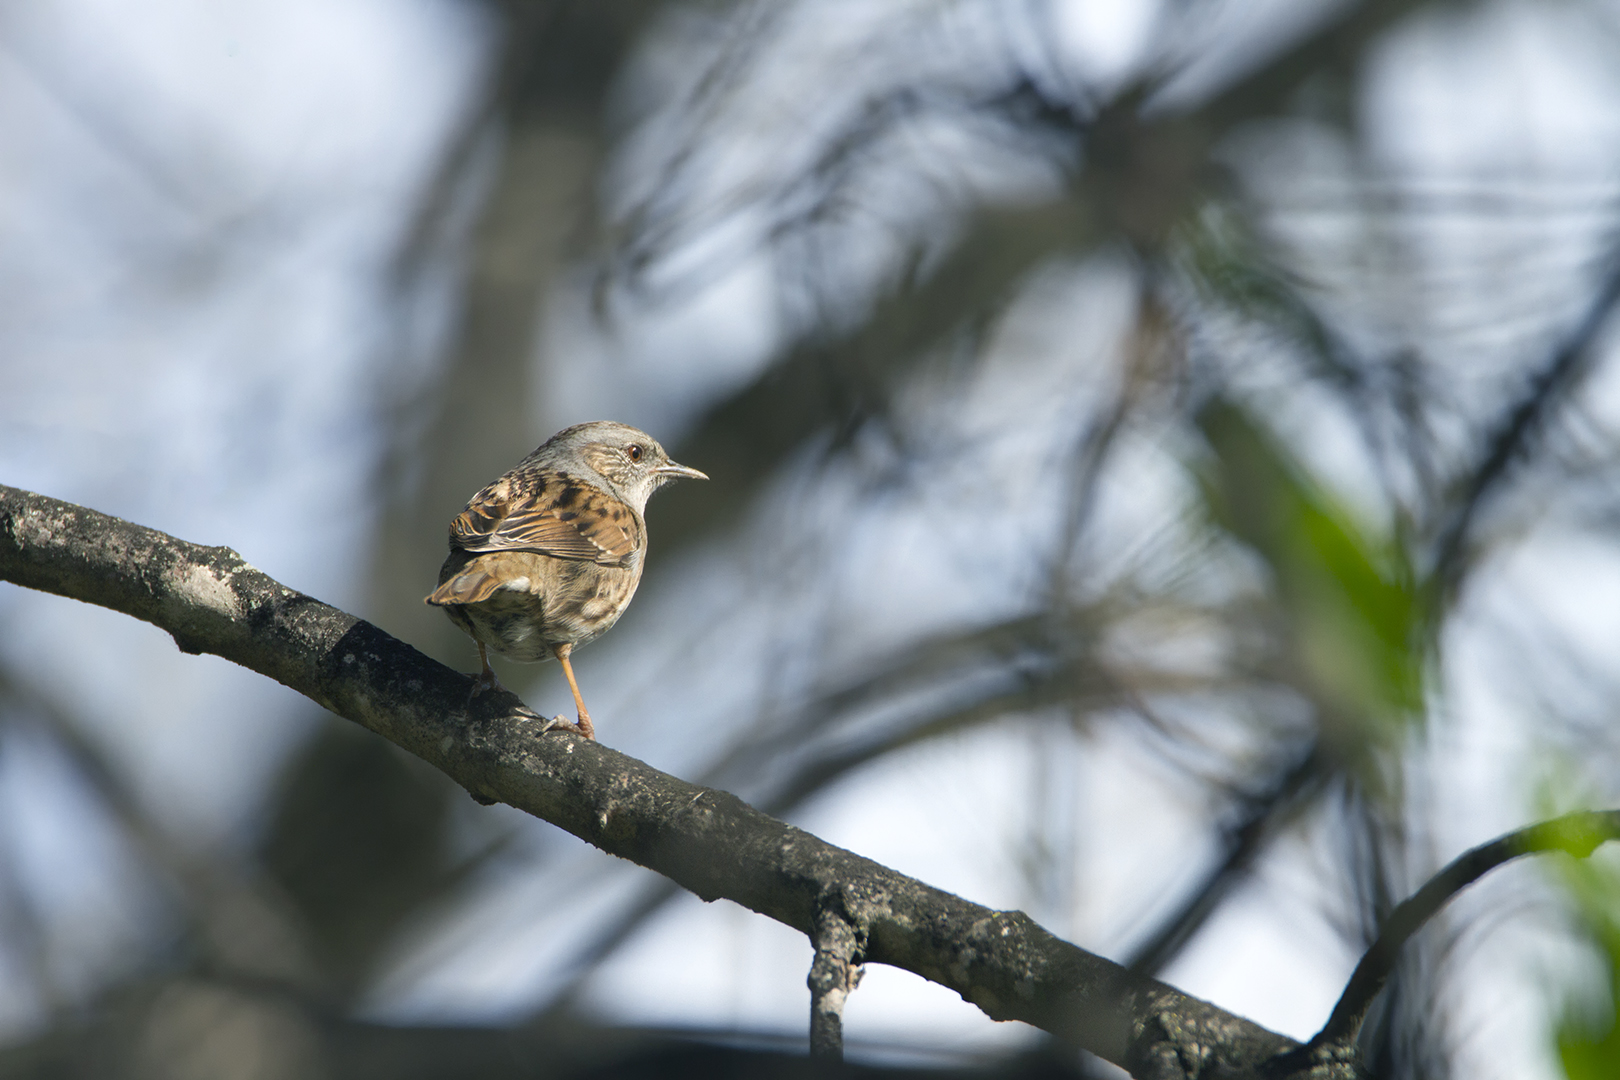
[1196,400,1424,759]
[1551,851,1620,1079]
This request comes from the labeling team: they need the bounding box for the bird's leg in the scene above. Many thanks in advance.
[552,643,596,740]
[471,642,503,697]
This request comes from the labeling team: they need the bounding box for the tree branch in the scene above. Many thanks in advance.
[0,484,1302,1078]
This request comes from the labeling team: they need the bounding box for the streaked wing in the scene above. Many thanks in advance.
[449,471,640,566]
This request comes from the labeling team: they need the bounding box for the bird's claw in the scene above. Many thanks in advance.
[505,706,576,736]
[533,712,593,739]
[544,714,596,739]
[469,672,504,699]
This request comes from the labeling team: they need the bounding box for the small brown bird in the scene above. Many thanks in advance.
[425,421,706,739]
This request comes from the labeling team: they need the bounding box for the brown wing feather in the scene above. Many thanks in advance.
[448,471,640,566]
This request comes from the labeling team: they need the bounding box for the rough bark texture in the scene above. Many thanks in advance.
[807,905,864,1061]
[0,485,1314,1079]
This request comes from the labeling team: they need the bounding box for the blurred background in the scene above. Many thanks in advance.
[4,0,1620,1077]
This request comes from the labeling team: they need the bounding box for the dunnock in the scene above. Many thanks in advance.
[425,421,706,739]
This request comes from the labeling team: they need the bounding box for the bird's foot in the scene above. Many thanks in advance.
[543,713,596,741]
[470,643,504,699]
[505,704,591,738]
[508,704,567,733]
[469,668,506,699]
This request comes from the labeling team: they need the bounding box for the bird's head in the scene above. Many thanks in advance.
[538,421,707,512]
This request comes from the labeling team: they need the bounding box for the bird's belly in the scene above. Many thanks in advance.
[451,559,642,662]
[540,561,642,648]
[454,593,556,663]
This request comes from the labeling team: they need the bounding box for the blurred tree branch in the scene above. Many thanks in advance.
[649,0,1459,554]
[1426,254,1620,610]
[0,668,323,993]
[1126,745,1326,977]
[1271,810,1620,1077]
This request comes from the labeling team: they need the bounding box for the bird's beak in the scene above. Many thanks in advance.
[658,461,708,482]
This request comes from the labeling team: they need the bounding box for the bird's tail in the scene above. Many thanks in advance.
[424,567,503,607]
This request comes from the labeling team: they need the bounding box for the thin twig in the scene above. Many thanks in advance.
[1265,809,1620,1076]
[1428,252,1620,608]
[808,903,865,1061]
[1127,745,1324,975]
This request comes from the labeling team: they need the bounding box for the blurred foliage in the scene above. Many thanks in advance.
[1552,852,1620,1080]
[1197,400,1424,768]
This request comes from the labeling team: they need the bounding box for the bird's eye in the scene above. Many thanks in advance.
[626,444,643,462]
